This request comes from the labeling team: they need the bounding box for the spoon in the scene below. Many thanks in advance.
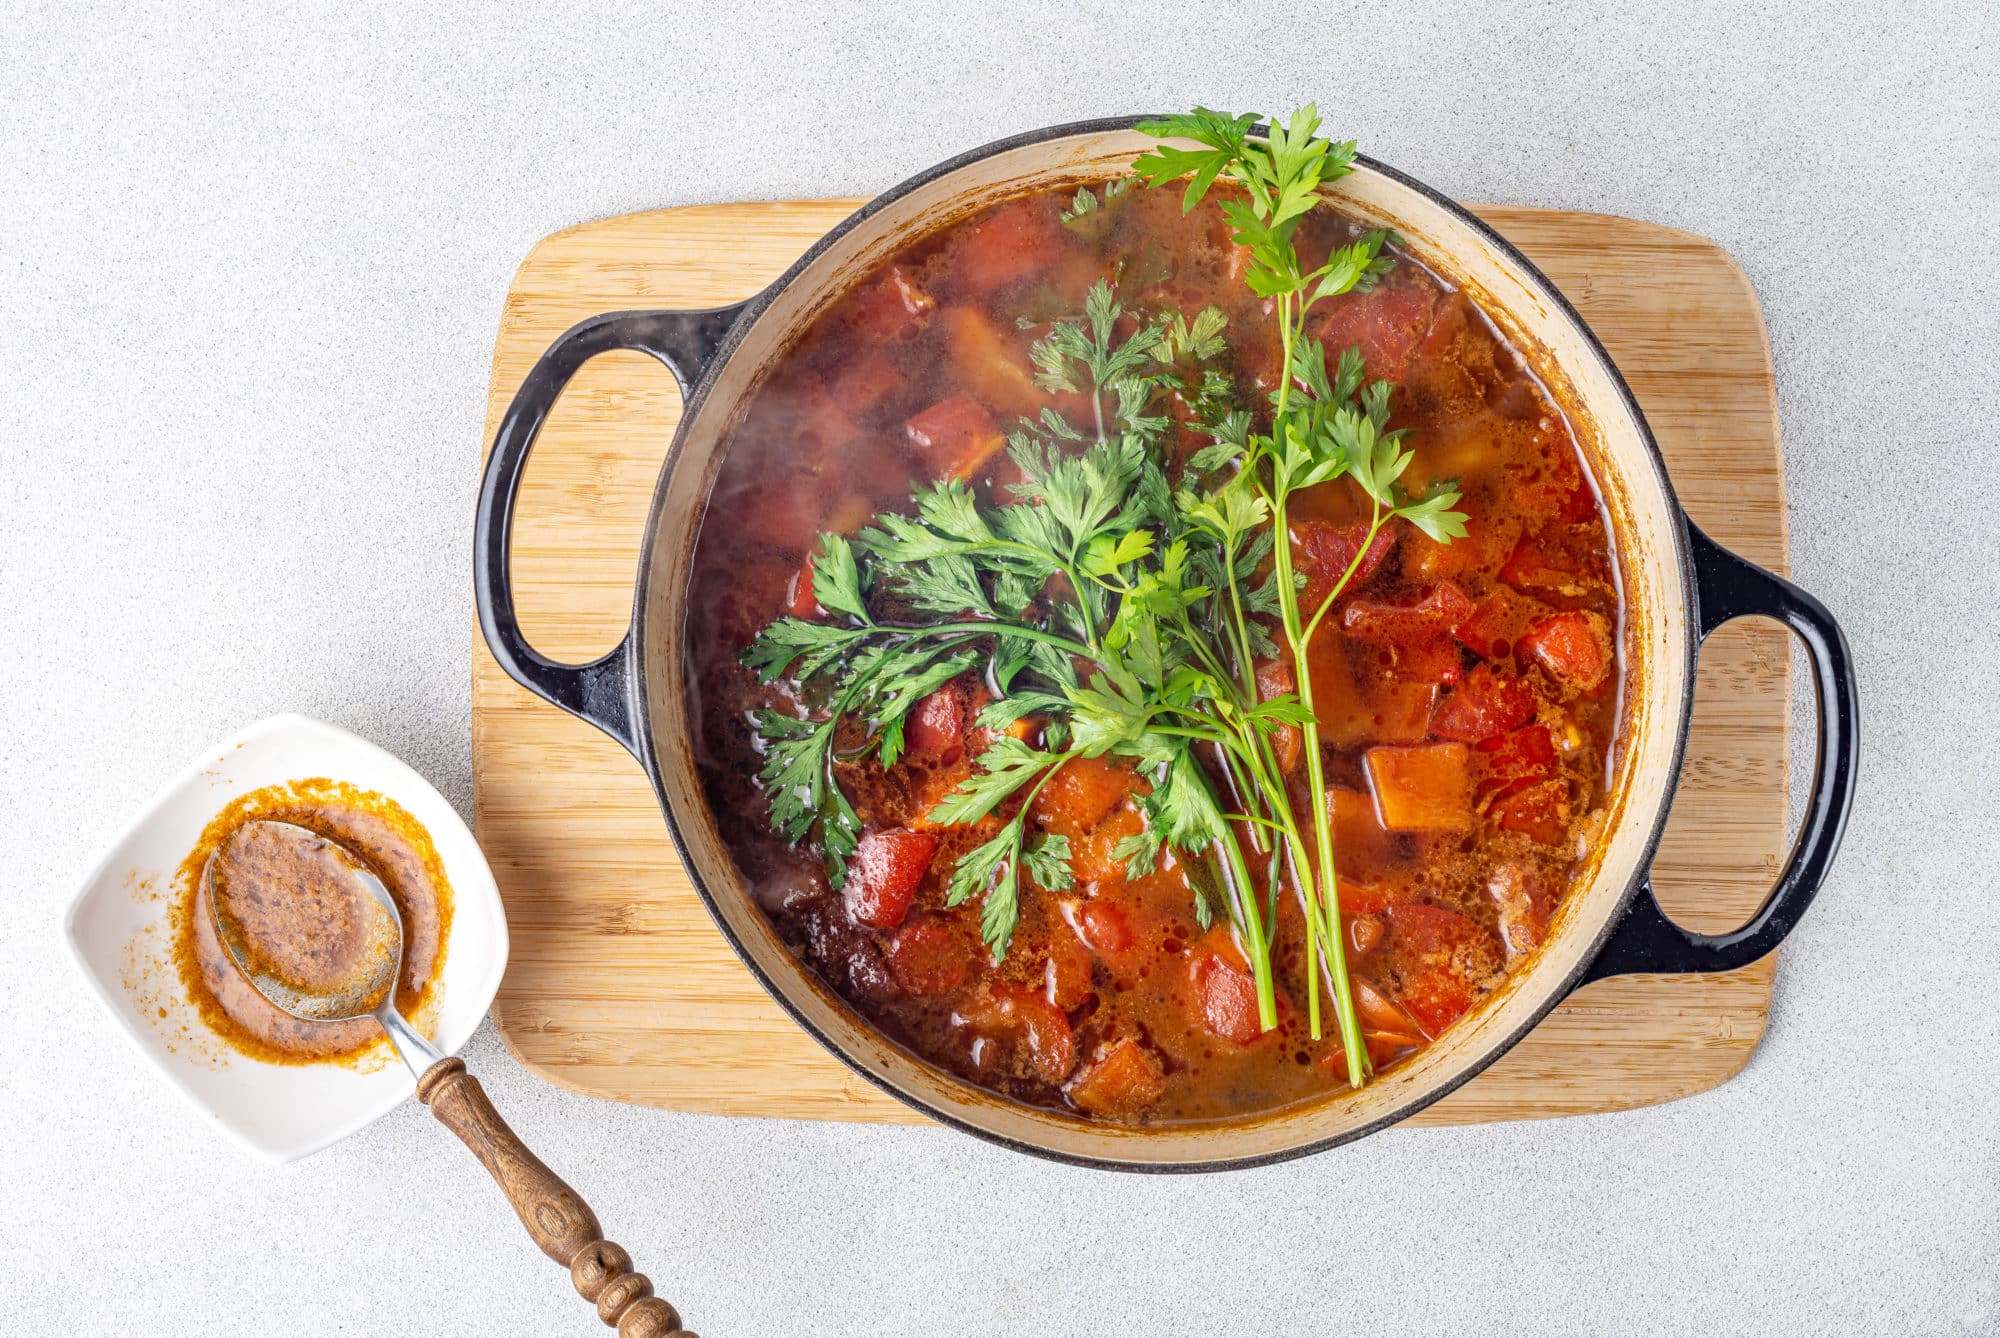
[206,820,692,1337]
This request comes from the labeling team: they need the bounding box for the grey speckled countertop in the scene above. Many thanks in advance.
[3,4,1996,1335]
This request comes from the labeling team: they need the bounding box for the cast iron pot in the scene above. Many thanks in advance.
[474,117,1859,1170]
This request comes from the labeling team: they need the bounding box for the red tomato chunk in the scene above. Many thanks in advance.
[1393,635,1465,689]
[1341,581,1474,647]
[784,553,822,620]
[1383,904,1500,1036]
[844,828,938,930]
[1475,724,1559,801]
[1310,283,1438,382]
[1520,610,1612,692]
[830,349,905,419]
[885,918,971,996]
[1292,519,1396,612]
[850,265,933,337]
[1188,926,1267,1045]
[1493,780,1571,845]
[1032,755,1134,835]
[905,395,1006,481]
[905,685,967,765]
[953,200,1064,297]
[1066,898,1136,956]
[1431,663,1537,742]
[1067,1038,1167,1118]
[963,981,1075,1084]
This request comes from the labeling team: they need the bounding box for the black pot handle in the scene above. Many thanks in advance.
[1580,522,1859,984]
[474,306,744,757]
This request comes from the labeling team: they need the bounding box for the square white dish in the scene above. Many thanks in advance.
[61,713,509,1163]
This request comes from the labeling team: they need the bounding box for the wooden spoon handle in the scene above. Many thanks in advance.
[417,1057,695,1337]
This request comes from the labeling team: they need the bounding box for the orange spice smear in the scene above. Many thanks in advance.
[170,779,452,1066]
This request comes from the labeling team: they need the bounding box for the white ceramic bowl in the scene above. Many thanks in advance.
[61,713,509,1163]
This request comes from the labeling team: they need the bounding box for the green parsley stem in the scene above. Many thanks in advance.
[1299,501,1386,648]
[1216,525,1266,710]
[1221,811,1292,836]
[1186,755,1279,1031]
[1145,723,1237,748]
[1264,476,1368,1078]
[1271,494,1368,1085]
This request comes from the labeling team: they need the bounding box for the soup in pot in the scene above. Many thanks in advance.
[685,120,1625,1125]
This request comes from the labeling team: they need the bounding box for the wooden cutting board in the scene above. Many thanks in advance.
[473,200,1790,1126]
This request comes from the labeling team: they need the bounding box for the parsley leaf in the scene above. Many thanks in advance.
[806,533,870,622]
[927,737,1068,827]
[1023,833,1074,891]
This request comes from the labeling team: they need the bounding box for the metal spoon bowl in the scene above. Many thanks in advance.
[203,819,690,1336]
[205,819,442,1072]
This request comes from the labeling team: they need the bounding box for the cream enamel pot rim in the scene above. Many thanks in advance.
[473,117,1859,1171]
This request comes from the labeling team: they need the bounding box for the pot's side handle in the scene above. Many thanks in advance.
[474,305,745,758]
[1579,522,1860,985]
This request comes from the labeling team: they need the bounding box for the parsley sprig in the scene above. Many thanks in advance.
[747,282,1275,975]
[1136,106,1467,1083]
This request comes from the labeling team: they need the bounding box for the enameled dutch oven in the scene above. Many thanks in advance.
[474,117,1859,1171]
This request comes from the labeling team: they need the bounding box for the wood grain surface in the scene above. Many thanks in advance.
[472,200,1790,1127]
